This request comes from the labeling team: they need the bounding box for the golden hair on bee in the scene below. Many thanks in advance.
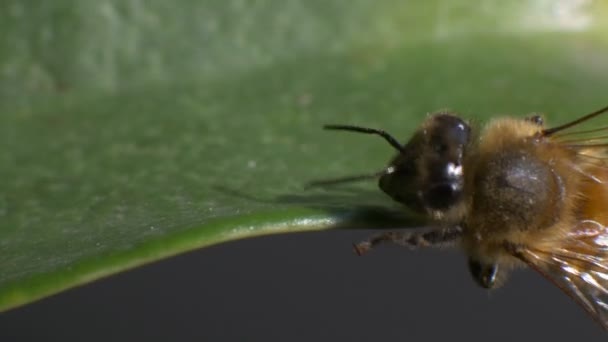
[310,105,608,330]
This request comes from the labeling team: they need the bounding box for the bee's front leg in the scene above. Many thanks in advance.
[353,225,463,255]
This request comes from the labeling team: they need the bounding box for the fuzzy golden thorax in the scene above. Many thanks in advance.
[461,117,580,264]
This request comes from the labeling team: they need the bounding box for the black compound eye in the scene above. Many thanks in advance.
[423,182,462,210]
[433,143,449,154]
[431,115,471,148]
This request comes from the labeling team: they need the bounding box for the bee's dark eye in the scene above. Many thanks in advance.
[432,115,470,147]
[424,182,462,210]
[433,143,449,154]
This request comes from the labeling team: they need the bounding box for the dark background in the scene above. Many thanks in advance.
[0,228,605,341]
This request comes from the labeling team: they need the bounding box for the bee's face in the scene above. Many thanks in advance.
[379,114,471,216]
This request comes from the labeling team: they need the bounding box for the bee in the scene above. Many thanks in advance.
[311,105,608,330]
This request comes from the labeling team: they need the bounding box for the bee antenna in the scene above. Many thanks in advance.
[323,124,405,153]
[543,104,608,136]
[305,169,392,189]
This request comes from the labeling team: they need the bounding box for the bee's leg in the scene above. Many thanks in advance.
[353,226,462,255]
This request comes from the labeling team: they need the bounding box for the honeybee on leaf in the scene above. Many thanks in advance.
[311,105,608,330]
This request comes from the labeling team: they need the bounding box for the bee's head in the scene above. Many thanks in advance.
[379,113,471,217]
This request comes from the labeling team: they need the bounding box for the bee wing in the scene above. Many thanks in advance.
[546,105,608,154]
[509,221,608,330]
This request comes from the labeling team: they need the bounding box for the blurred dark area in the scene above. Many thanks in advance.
[0,229,605,341]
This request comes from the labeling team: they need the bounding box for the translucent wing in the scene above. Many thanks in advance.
[509,221,608,330]
[541,106,608,186]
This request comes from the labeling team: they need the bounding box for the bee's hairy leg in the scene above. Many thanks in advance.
[353,225,463,255]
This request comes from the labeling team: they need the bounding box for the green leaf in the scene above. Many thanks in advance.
[2,0,608,311]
